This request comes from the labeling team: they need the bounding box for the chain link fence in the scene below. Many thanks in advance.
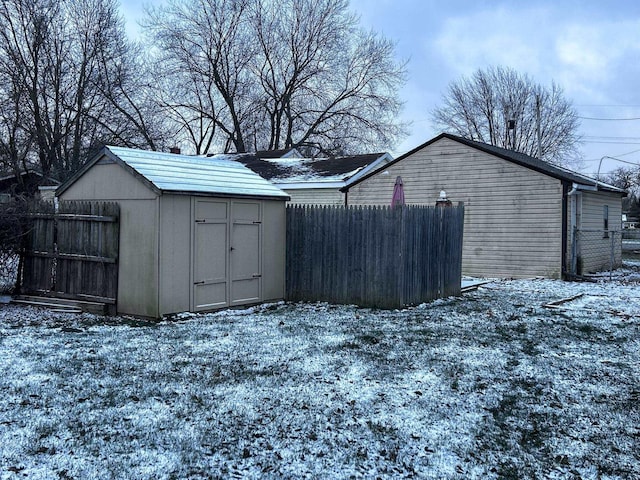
[569,228,622,279]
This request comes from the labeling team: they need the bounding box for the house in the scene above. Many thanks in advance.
[229,152,393,205]
[343,133,626,279]
[254,148,304,159]
[56,146,290,318]
[0,170,59,202]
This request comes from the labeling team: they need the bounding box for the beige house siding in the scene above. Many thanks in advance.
[346,137,564,278]
[285,188,344,205]
[58,162,161,317]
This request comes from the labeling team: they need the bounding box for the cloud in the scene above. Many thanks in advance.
[554,19,640,98]
[433,5,640,104]
[433,7,553,78]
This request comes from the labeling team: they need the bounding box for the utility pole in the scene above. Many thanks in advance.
[536,93,542,159]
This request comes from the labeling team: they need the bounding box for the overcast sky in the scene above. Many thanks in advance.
[121,0,640,175]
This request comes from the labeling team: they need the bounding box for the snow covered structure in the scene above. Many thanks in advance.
[57,146,289,318]
[228,152,394,205]
[343,133,626,279]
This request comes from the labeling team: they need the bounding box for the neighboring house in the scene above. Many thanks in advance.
[229,152,393,205]
[56,146,290,318]
[343,133,626,279]
[622,214,639,229]
[254,148,304,159]
[0,170,59,202]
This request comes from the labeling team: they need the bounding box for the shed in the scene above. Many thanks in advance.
[57,146,290,318]
[343,133,626,279]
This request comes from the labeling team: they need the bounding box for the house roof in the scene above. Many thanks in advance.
[343,133,626,194]
[57,146,290,200]
[226,152,393,185]
[253,148,302,159]
[0,170,60,196]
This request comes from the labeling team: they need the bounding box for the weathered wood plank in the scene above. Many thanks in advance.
[20,201,120,303]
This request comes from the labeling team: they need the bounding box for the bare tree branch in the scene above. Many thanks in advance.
[432,66,581,167]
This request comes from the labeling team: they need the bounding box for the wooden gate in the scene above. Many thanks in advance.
[20,201,120,304]
[193,199,229,311]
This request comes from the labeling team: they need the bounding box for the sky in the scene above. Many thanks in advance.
[120,0,640,176]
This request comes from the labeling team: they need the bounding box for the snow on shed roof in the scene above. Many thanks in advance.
[60,146,290,200]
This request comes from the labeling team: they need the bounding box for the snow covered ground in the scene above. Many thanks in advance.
[0,266,638,479]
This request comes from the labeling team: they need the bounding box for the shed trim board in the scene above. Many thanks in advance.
[57,146,288,317]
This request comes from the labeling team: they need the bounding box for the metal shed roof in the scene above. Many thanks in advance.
[59,146,290,200]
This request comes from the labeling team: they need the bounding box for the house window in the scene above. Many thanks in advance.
[603,205,609,238]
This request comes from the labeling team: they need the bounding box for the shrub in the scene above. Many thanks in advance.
[0,197,35,293]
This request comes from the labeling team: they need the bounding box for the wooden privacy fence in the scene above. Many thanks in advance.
[286,204,464,308]
[20,201,120,304]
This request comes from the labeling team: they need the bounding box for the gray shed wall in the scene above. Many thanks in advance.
[159,194,192,315]
[262,200,287,301]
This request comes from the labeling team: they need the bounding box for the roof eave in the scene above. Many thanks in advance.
[342,133,628,196]
[273,181,346,189]
[160,189,290,201]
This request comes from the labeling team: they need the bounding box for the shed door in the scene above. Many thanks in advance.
[231,201,262,305]
[193,199,229,311]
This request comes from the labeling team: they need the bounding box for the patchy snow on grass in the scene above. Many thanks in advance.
[0,268,639,479]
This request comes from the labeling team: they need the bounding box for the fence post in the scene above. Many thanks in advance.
[610,231,615,281]
[571,226,578,276]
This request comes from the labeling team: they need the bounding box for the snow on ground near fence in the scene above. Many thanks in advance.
[0,269,638,479]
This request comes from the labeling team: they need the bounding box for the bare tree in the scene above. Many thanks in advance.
[432,66,581,166]
[145,0,256,154]
[144,0,407,155]
[0,0,169,182]
[0,46,33,185]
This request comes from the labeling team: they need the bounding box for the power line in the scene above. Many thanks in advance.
[575,104,640,108]
[583,136,640,141]
[578,116,640,121]
[580,140,640,145]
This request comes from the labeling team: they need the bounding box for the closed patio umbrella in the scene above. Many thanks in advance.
[391,175,405,207]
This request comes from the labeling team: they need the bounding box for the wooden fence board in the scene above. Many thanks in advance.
[20,201,119,303]
[286,204,464,309]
